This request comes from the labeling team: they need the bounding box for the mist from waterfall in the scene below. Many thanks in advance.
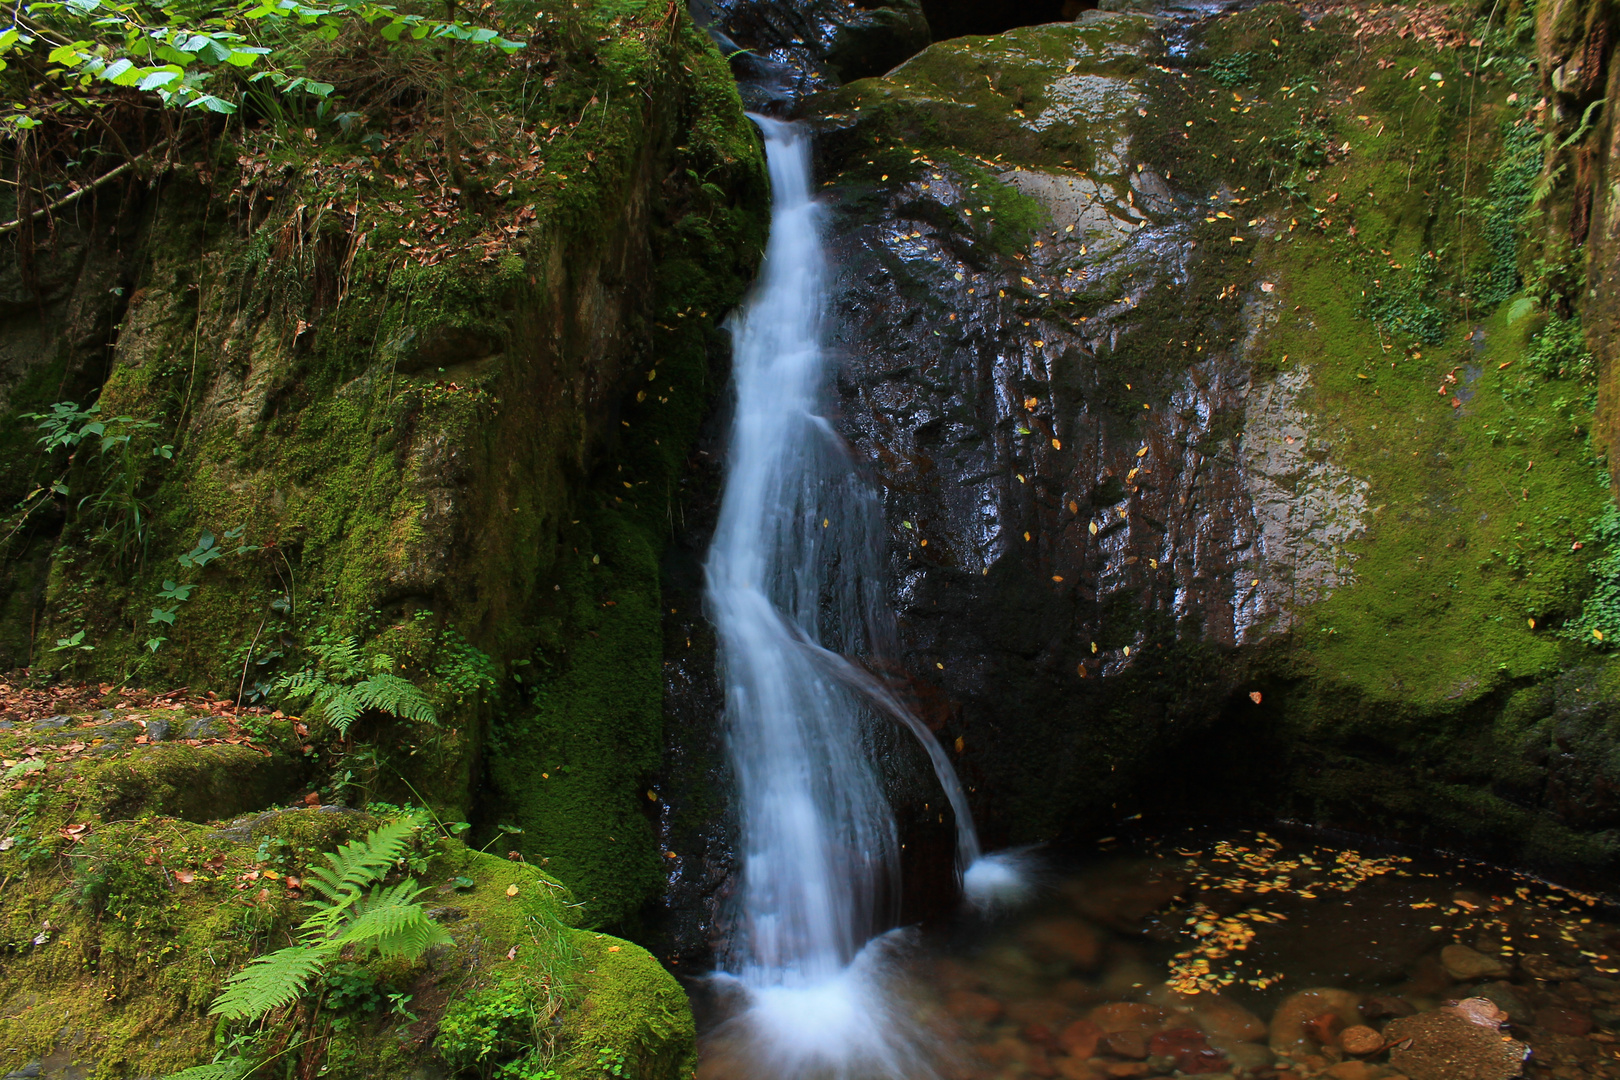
[702,117,1026,1080]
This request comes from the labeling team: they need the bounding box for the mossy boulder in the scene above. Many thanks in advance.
[785,2,1620,879]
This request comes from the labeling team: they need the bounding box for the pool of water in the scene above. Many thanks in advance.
[917,828,1619,1080]
[696,827,1620,1080]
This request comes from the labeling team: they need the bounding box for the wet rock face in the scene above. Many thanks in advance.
[691,0,931,106]
[811,14,1327,840]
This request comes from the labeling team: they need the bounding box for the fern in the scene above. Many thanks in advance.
[272,634,436,735]
[198,816,448,1030]
[301,817,417,928]
[164,1060,252,1080]
[210,945,333,1020]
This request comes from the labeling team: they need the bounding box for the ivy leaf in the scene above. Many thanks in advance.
[148,606,178,626]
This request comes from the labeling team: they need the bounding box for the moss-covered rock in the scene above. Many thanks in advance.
[790,0,1620,880]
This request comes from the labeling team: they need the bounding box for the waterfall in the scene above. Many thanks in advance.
[702,117,1027,1080]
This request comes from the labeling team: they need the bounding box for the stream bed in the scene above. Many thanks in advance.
[698,829,1620,1080]
[912,829,1620,1080]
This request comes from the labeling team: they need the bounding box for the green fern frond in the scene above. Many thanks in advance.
[370,651,397,674]
[318,685,364,735]
[302,817,418,921]
[210,943,333,1020]
[338,880,452,957]
[162,1058,253,1080]
[355,673,437,726]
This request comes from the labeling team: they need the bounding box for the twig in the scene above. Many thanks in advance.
[236,615,268,714]
[0,142,169,236]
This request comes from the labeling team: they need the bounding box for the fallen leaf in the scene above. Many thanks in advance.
[175,870,196,884]
[506,883,520,897]
[1249,691,1263,704]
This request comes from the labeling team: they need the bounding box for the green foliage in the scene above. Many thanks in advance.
[1365,250,1453,345]
[1473,113,1541,308]
[1209,51,1254,87]
[1566,502,1620,647]
[1523,315,1596,384]
[205,816,448,1024]
[436,972,567,1079]
[22,400,174,568]
[0,0,524,132]
[273,631,437,736]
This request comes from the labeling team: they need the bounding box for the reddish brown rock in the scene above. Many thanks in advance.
[1339,1025,1384,1056]
[946,989,1004,1023]
[1147,1028,1228,1074]
[1323,1062,1384,1080]
[1271,989,1364,1057]
[1088,1002,1171,1034]
[1385,1008,1529,1080]
[1059,1019,1104,1058]
[1536,1007,1594,1036]
[1306,1012,1347,1046]
[1054,1056,1101,1080]
[1102,1064,1151,1079]
[1100,1029,1148,1059]
[1023,1022,1058,1047]
[1027,1047,1059,1078]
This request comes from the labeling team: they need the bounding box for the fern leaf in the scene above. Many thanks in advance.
[370,651,397,674]
[320,685,363,735]
[210,944,332,1020]
[162,1058,253,1080]
[355,673,437,725]
[300,817,419,930]
[337,880,450,957]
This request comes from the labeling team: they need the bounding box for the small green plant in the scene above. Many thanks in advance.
[436,972,567,1080]
[1209,51,1255,87]
[21,400,175,567]
[595,1046,628,1077]
[273,631,436,736]
[166,817,449,1079]
[1566,501,1620,647]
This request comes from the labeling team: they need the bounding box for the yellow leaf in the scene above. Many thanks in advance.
[1088,521,1098,535]
[1136,447,1149,458]
[954,736,964,752]
[506,883,519,897]
[1528,617,1536,629]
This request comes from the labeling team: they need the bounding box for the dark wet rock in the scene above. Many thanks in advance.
[1535,1006,1595,1036]
[1441,944,1511,981]
[691,0,930,107]
[1361,995,1419,1021]
[1523,954,1583,982]
[1384,1005,1529,1080]
[144,718,171,742]
[1146,1028,1226,1074]
[31,716,69,731]
[182,717,220,740]
[91,721,140,738]
[1473,982,1531,1025]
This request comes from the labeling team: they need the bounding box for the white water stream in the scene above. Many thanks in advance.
[703,117,1027,1079]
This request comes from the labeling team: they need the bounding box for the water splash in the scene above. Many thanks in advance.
[703,117,1027,1078]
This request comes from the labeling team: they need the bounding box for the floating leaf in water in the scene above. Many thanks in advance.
[1249,691,1262,704]
[1088,522,1098,535]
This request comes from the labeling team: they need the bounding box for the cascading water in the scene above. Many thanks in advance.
[702,117,1028,1079]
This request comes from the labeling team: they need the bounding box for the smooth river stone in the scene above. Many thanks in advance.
[1269,988,1364,1057]
[1440,944,1510,981]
